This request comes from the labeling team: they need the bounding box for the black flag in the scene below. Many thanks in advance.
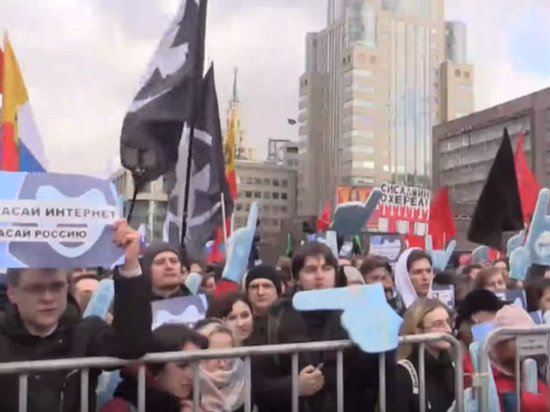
[467,128,523,249]
[120,0,207,186]
[163,65,234,258]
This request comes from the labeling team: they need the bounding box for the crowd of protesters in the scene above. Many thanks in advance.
[1,227,550,411]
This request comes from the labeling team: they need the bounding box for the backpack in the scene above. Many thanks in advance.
[398,359,419,395]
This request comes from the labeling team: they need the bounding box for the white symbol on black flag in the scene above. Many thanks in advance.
[120,0,206,184]
[163,66,233,258]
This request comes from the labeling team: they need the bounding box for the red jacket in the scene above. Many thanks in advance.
[493,368,548,412]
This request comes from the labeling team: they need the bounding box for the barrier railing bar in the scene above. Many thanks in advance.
[0,334,456,374]
[453,339,464,412]
[80,368,89,412]
[480,325,550,412]
[244,356,252,412]
[514,346,521,412]
[379,353,386,412]
[291,352,299,412]
[419,343,426,412]
[18,374,27,412]
[138,365,146,412]
[193,362,200,412]
[337,349,344,412]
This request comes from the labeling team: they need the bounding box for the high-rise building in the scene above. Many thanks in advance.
[298,0,444,216]
[439,22,474,122]
[226,68,254,160]
[297,0,474,216]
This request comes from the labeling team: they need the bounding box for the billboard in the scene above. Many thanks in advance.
[336,183,431,247]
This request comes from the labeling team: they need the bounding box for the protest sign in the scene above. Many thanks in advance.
[493,289,527,310]
[152,295,208,330]
[367,233,403,269]
[0,171,124,268]
[431,283,455,310]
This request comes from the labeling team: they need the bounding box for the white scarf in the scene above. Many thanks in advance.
[199,358,247,412]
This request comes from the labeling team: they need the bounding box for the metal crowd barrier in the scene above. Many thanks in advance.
[479,324,550,412]
[0,332,463,412]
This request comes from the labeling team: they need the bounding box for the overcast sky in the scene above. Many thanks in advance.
[1,0,549,177]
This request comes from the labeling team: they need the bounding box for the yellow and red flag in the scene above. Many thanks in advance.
[224,110,238,200]
[1,34,47,171]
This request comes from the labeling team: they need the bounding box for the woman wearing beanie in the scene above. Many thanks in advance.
[489,305,549,411]
[455,289,506,388]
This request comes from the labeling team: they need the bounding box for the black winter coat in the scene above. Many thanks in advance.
[0,270,152,412]
[247,298,397,412]
[394,349,455,412]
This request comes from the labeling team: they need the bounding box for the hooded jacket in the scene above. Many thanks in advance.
[395,248,433,309]
[246,269,397,412]
[0,269,152,412]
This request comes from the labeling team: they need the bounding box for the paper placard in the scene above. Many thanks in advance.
[0,172,124,268]
[430,283,455,309]
[152,295,208,330]
[516,334,548,357]
[493,289,527,310]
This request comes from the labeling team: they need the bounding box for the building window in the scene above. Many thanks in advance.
[263,178,271,185]
[464,71,470,79]
[454,69,461,77]
[254,178,262,185]
[273,192,280,200]
[369,55,376,64]
[263,205,270,213]
[245,204,251,212]
[281,193,288,200]
[245,191,252,198]
[245,177,254,184]
[281,206,288,213]
[236,204,243,211]
[264,191,271,199]
[281,179,288,187]
[273,179,280,187]
[254,191,261,199]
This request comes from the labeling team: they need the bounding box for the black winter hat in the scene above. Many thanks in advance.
[456,289,506,328]
[245,265,283,296]
[141,242,182,274]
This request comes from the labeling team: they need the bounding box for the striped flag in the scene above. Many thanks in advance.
[1,35,47,171]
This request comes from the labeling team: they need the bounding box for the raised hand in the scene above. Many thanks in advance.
[425,235,456,271]
[293,284,402,353]
[112,219,141,272]
[332,189,382,236]
[510,189,550,280]
[221,202,259,283]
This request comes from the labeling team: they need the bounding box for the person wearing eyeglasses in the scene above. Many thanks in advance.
[0,220,153,412]
[395,298,455,412]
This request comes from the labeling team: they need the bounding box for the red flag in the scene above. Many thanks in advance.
[316,202,331,232]
[514,132,539,223]
[207,218,230,264]
[428,186,456,250]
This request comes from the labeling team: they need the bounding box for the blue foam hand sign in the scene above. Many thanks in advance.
[83,279,114,319]
[510,189,550,280]
[506,230,524,257]
[185,272,202,295]
[325,230,339,259]
[425,235,456,271]
[462,388,479,412]
[471,245,489,264]
[221,202,258,283]
[469,342,501,412]
[522,358,538,394]
[332,189,382,236]
[293,284,403,353]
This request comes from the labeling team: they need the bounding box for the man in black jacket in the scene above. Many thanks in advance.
[249,242,397,412]
[0,219,153,412]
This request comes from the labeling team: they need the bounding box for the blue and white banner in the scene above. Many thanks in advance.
[0,171,124,268]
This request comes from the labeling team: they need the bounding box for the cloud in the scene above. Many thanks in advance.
[0,0,548,176]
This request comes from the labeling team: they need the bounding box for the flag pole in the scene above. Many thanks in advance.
[221,192,228,245]
[180,0,209,246]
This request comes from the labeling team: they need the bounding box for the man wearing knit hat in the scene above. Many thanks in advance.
[141,242,191,301]
[245,264,282,317]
